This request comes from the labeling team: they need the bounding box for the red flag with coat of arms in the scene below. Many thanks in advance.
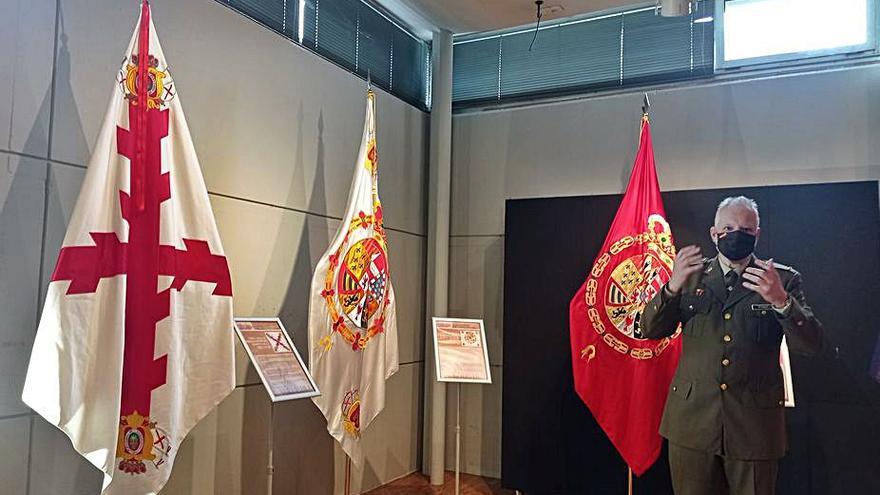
[569,115,681,476]
[22,2,234,493]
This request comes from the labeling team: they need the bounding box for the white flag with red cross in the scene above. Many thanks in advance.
[309,90,398,466]
[22,2,234,493]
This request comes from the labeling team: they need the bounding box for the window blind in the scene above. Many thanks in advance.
[453,1,715,108]
[222,0,429,110]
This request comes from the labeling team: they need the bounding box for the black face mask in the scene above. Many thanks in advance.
[716,230,756,261]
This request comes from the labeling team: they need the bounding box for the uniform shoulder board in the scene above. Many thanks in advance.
[772,261,796,273]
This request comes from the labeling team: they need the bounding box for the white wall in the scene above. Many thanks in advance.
[448,64,880,477]
[0,0,429,493]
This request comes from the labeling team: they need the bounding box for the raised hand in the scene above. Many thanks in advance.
[668,245,704,294]
[742,258,789,307]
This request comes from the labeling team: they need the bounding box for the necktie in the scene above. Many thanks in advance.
[724,270,739,296]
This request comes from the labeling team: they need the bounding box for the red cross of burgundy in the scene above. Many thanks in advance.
[50,3,231,426]
[267,332,291,353]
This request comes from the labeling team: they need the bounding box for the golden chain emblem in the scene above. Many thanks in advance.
[588,307,605,335]
[585,278,598,306]
[653,331,680,356]
[610,235,635,255]
[591,253,611,278]
[603,333,629,353]
[582,214,678,360]
[630,348,653,360]
[319,140,391,353]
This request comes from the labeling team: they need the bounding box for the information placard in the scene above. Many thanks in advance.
[432,317,492,384]
[234,318,319,402]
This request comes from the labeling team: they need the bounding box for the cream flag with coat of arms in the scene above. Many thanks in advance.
[309,90,398,466]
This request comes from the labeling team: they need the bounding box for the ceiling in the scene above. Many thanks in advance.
[375,0,642,39]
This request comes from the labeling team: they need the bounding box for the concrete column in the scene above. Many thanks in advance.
[423,28,453,486]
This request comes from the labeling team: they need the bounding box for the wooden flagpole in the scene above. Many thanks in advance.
[343,81,371,495]
[629,92,649,495]
[344,457,352,495]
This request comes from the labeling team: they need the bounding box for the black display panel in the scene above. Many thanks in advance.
[502,181,880,494]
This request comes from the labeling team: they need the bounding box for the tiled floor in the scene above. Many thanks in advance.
[364,471,515,495]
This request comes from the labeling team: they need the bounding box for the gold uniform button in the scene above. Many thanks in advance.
[722,358,730,366]
[723,334,732,343]
[688,305,694,310]
[720,383,728,391]
[797,320,804,327]
[724,313,732,320]
[779,400,784,406]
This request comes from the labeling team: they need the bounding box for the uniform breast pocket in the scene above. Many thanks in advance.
[681,294,712,335]
[681,294,711,316]
[748,304,783,343]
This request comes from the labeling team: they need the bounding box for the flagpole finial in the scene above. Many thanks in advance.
[641,92,651,119]
[366,70,373,94]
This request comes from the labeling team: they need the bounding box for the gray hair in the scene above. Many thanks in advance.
[715,196,760,226]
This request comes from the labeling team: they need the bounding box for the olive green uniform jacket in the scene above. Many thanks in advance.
[641,257,824,460]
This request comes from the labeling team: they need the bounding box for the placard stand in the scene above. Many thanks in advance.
[455,382,462,495]
[431,317,493,495]
[232,318,321,495]
[267,402,275,495]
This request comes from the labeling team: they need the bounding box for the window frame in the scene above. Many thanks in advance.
[715,0,878,70]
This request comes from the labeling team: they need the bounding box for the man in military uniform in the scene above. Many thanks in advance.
[641,196,824,495]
